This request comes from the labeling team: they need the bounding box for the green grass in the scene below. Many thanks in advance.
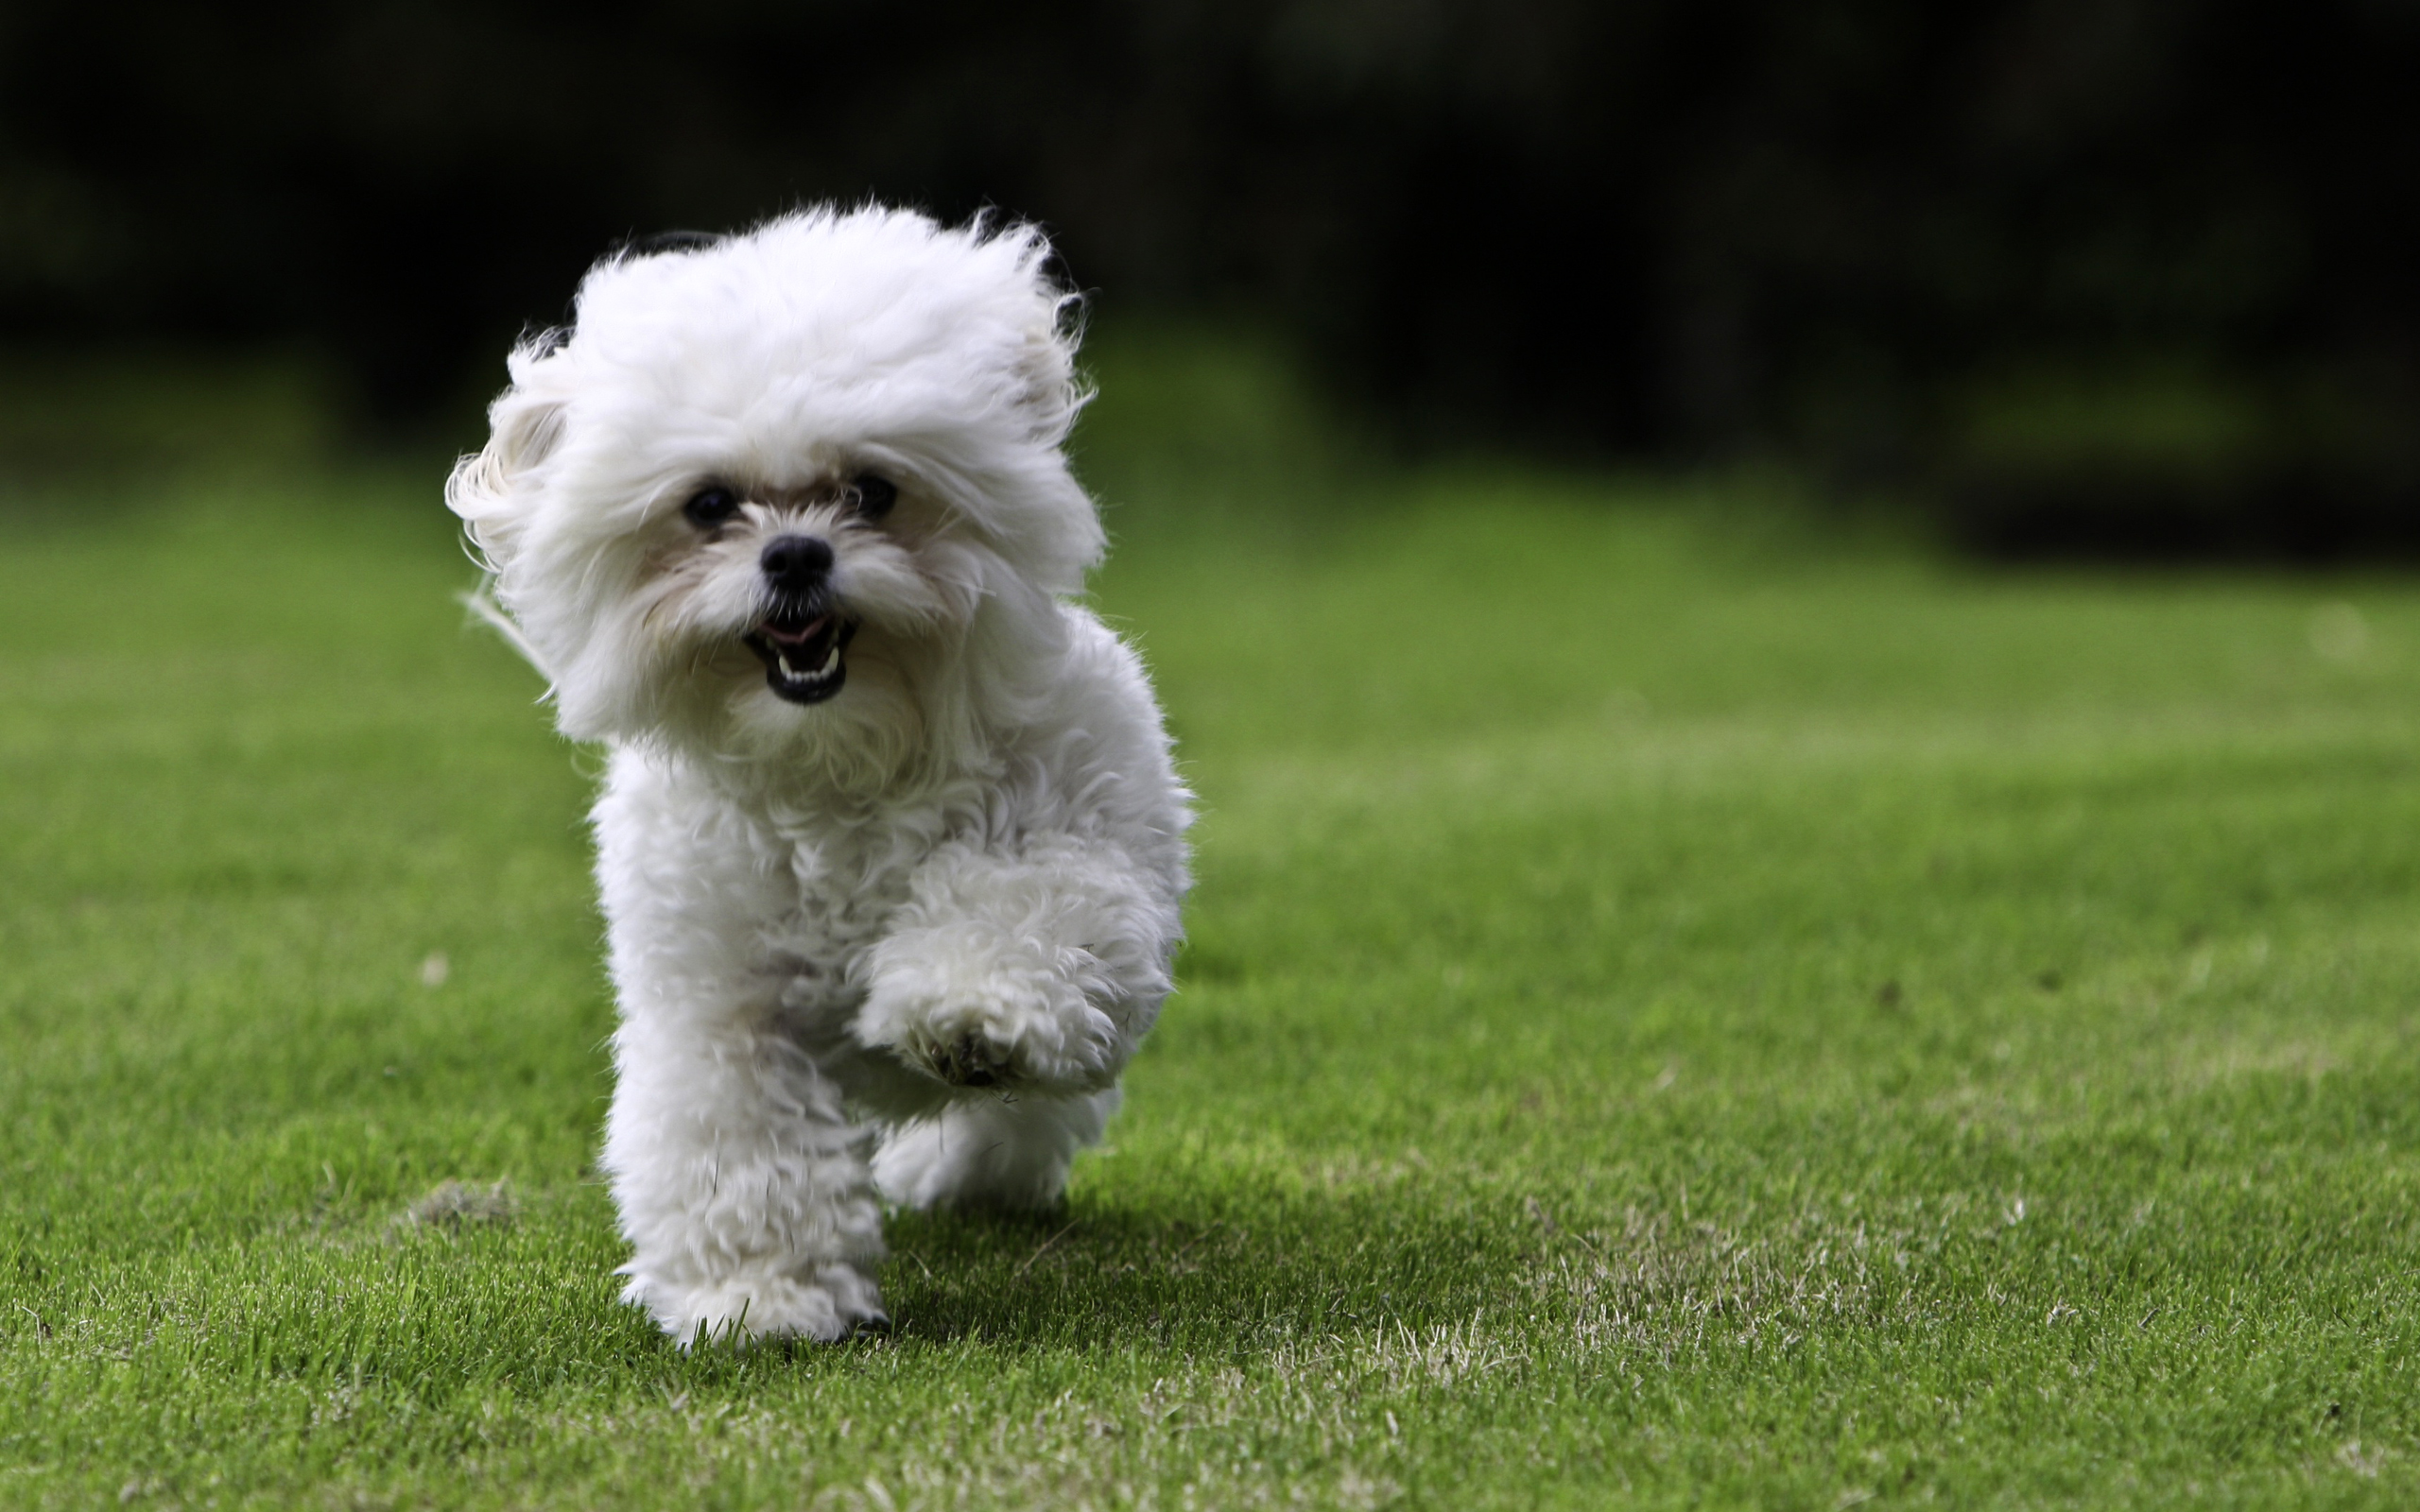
[5,408,2420,1506]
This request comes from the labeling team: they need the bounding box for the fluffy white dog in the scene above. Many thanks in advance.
[445,207,1190,1344]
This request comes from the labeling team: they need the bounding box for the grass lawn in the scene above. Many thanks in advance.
[5,388,2420,1506]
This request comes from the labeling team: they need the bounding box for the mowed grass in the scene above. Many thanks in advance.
[5,440,2420,1507]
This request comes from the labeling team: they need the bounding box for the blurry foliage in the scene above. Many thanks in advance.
[0,0,2414,555]
[1069,321,1381,539]
[0,352,334,481]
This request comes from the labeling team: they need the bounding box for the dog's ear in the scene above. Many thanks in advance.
[444,387,565,574]
[1007,285,1090,446]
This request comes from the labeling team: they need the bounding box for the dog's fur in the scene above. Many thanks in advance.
[445,207,1190,1344]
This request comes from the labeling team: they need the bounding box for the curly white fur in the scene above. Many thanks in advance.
[446,208,1189,1345]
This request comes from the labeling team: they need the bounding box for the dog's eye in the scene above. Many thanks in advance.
[849,474,898,519]
[682,486,742,529]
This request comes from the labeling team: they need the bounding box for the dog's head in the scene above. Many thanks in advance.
[446,207,1100,789]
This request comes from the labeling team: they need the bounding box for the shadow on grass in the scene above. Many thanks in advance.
[874,1188,1521,1353]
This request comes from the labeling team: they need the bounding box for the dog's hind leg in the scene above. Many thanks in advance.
[872,1087,1120,1212]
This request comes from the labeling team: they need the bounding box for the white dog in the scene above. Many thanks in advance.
[445,208,1190,1344]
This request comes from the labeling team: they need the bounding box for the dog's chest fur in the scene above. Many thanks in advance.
[596,747,974,1022]
[762,814,923,1017]
[750,777,998,1022]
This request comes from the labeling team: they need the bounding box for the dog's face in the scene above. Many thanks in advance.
[669,472,917,710]
[447,210,1104,786]
[581,459,961,781]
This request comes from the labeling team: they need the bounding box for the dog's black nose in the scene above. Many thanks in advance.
[760,534,833,588]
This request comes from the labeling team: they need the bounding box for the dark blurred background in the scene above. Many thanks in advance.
[2,0,2414,558]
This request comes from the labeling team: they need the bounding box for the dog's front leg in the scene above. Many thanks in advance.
[853,834,1181,1098]
[592,757,887,1347]
[852,834,1177,1212]
[601,1004,888,1346]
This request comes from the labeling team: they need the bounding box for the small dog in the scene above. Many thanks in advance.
[446,208,1190,1344]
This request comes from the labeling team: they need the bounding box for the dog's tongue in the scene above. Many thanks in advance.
[762,613,833,647]
[746,610,851,699]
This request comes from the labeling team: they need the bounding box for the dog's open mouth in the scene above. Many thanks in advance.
[743,612,856,704]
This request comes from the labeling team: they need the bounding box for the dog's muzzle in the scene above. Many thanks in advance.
[744,534,856,704]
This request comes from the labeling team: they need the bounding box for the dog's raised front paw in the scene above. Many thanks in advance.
[856,961,1122,1095]
[920,1027,1013,1088]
